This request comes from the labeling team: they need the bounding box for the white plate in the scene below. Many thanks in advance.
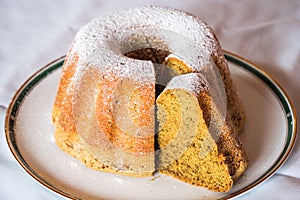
[5,51,297,200]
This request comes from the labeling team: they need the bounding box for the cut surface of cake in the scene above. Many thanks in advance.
[156,73,247,192]
[51,5,248,191]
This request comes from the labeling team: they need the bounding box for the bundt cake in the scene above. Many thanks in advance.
[51,5,248,191]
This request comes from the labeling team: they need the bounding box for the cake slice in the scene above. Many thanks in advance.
[156,72,247,192]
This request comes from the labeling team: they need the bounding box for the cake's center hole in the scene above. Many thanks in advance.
[124,48,170,64]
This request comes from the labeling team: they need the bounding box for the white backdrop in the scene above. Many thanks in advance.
[1,0,300,199]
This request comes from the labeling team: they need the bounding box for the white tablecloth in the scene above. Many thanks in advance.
[1,0,299,199]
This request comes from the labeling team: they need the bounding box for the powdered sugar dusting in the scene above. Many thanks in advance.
[166,73,209,96]
[66,5,221,86]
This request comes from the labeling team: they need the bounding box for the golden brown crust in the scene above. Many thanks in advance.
[211,47,247,134]
[52,53,78,133]
[216,125,248,179]
[53,105,153,177]
[198,92,248,179]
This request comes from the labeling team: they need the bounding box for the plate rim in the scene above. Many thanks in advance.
[3,56,74,198]
[223,51,298,199]
[4,51,298,200]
